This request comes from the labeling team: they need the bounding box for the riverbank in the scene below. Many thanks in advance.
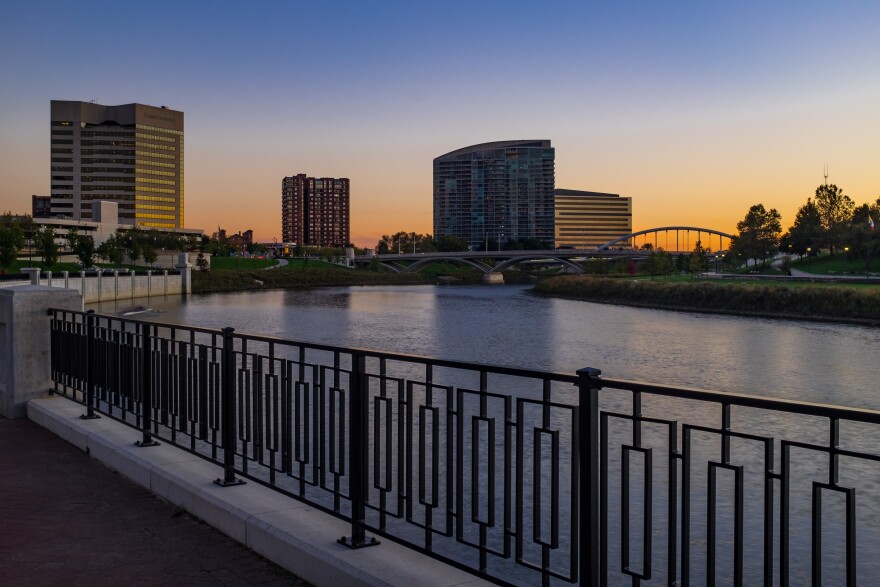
[192,267,438,293]
[534,275,880,325]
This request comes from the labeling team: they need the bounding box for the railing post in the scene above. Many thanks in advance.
[80,310,100,419]
[135,322,159,447]
[215,327,245,487]
[339,352,379,549]
[577,367,602,586]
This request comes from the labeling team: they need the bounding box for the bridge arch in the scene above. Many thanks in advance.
[597,226,733,252]
[402,257,493,274]
[492,255,586,274]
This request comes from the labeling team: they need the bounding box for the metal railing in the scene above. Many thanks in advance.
[48,308,880,586]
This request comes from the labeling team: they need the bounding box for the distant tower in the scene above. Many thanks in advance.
[823,163,829,186]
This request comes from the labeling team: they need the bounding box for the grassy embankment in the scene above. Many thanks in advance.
[534,275,880,325]
[193,258,437,293]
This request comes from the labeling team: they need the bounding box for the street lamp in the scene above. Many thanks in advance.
[806,247,812,272]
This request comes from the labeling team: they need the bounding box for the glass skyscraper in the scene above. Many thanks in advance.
[433,140,555,250]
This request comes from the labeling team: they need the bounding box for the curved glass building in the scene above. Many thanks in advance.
[433,140,555,250]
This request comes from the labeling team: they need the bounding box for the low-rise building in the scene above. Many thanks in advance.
[554,189,632,249]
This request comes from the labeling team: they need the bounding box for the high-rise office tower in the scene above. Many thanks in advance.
[554,189,632,249]
[50,101,184,228]
[281,174,350,246]
[433,140,555,250]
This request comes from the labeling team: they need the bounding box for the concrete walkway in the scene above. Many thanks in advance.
[17,397,489,587]
[0,416,309,586]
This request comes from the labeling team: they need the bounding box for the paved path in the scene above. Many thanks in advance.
[0,417,309,586]
[264,259,288,270]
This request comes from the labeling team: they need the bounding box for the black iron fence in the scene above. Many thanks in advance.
[49,308,880,586]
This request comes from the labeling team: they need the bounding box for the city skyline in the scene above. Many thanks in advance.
[1,1,879,247]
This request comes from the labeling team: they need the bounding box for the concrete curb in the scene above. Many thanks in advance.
[27,397,489,587]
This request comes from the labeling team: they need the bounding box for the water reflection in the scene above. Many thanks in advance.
[92,284,880,409]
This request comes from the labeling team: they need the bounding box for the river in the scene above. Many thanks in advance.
[89,284,880,583]
[92,283,880,410]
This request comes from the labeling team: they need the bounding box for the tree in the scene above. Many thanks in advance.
[845,200,880,274]
[66,228,96,269]
[641,248,673,278]
[688,240,709,277]
[783,198,823,259]
[142,245,158,267]
[814,184,854,255]
[195,251,209,271]
[97,234,124,266]
[730,204,782,267]
[118,228,143,265]
[0,213,25,270]
[32,226,59,269]
[435,235,469,252]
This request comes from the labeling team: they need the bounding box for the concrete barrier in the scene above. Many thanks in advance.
[0,286,81,418]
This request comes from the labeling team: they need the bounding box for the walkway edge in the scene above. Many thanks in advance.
[27,397,490,587]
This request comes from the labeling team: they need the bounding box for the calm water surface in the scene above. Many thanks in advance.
[93,284,880,410]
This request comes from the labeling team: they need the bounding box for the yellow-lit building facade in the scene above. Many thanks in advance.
[50,101,184,229]
[554,189,632,249]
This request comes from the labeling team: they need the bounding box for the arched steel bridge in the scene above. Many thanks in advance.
[355,226,733,275]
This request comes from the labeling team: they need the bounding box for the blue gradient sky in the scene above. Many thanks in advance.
[2,1,878,246]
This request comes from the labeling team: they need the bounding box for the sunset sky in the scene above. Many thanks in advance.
[1,1,878,247]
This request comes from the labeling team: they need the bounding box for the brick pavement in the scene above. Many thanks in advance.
[0,417,310,586]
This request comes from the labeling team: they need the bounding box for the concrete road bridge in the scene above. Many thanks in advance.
[355,226,733,278]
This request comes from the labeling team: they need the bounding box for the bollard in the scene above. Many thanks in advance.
[80,311,100,419]
[576,368,602,586]
[135,322,159,447]
[63,270,69,289]
[339,352,379,548]
[215,327,245,487]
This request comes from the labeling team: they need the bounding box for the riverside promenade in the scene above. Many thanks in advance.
[0,416,308,586]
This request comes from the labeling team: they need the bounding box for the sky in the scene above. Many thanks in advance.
[1,0,879,247]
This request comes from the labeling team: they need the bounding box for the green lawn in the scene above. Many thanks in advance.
[280,258,341,269]
[789,254,879,275]
[210,257,278,270]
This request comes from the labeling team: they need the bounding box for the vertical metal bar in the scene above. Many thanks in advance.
[764,440,775,587]
[135,323,159,447]
[781,443,791,587]
[338,352,379,548]
[668,422,679,586]
[576,367,602,587]
[214,327,244,487]
[812,484,822,585]
[846,488,857,587]
[80,310,100,420]
[708,465,717,586]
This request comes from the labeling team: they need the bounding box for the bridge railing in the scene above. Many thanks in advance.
[49,308,880,586]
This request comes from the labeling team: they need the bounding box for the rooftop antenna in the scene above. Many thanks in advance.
[823,163,829,186]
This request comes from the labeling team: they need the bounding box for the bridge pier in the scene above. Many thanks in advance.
[482,273,505,285]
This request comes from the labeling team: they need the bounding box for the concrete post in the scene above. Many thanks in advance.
[147,270,152,298]
[175,252,192,295]
[21,268,40,285]
[0,285,82,418]
[63,271,69,289]
[46,271,53,287]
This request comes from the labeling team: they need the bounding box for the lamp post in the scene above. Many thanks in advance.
[806,247,812,272]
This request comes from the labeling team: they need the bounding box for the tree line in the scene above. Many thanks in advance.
[0,215,205,271]
[729,183,879,271]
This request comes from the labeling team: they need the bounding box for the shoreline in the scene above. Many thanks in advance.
[530,289,880,328]
[533,275,880,327]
